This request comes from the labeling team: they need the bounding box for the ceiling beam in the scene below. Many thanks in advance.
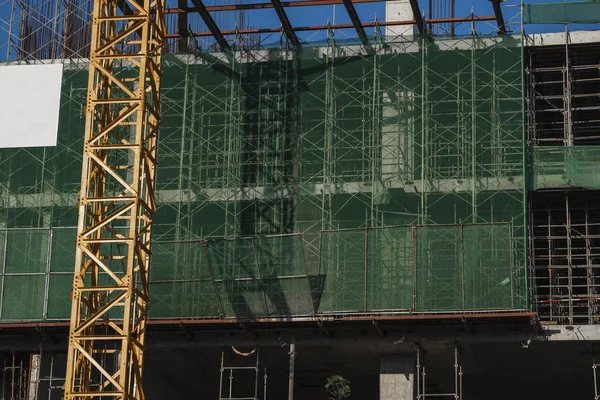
[489,0,507,35]
[189,0,231,52]
[165,0,393,13]
[165,16,497,38]
[407,0,425,36]
[342,0,373,54]
[271,0,301,47]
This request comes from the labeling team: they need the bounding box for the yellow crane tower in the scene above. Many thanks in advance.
[63,0,165,398]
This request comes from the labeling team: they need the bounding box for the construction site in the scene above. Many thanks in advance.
[0,0,598,398]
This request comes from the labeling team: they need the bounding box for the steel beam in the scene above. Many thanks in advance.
[178,0,189,52]
[189,0,231,52]
[165,0,393,13]
[64,0,165,399]
[116,0,134,15]
[489,0,507,35]
[0,311,537,333]
[271,0,301,47]
[408,0,425,36]
[165,16,496,39]
[342,0,373,53]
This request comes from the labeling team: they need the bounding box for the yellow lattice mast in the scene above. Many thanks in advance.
[64,0,165,398]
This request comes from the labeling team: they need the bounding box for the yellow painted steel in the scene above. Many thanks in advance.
[64,1,165,398]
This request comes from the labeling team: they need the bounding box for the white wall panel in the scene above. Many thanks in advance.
[0,64,63,148]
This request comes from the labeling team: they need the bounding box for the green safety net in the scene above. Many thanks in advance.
[532,146,600,190]
[0,228,315,320]
[0,224,515,320]
[317,224,513,313]
[524,1,600,24]
[0,35,528,321]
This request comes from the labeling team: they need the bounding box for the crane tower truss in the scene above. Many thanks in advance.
[64,0,165,398]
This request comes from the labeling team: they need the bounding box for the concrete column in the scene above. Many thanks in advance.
[385,0,417,39]
[380,354,415,400]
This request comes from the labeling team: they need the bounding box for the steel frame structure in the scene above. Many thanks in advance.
[218,348,262,400]
[527,32,600,325]
[148,28,528,314]
[526,35,600,146]
[0,353,28,399]
[530,191,600,325]
[0,1,515,397]
[0,0,505,64]
[416,345,463,399]
[63,0,165,399]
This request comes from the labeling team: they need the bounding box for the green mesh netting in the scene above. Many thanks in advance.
[317,227,416,313]
[0,35,527,321]
[532,146,600,190]
[208,235,313,318]
[463,224,513,309]
[5,229,48,273]
[1,275,46,319]
[46,274,72,319]
[0,230,48,319]
[0,223,516,320]
[317,224,513,313]
[367,227,414,311]
[150,234,313,319]
[150,240,220,318]
[416,226,462,311]
[524,1,600,24]
[318,230,366,312]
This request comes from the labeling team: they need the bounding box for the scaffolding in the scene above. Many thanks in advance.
[526,37,600,146]
[0,351,66,400]
[0,353,28,400]
[0,0,256,63]
[155,32,527,311]
[527,31,600,324]
[219,348,264,400]
[416,345,462,400]
[0,32,527,320]
[0,3,527,320]
[530,191,600,325]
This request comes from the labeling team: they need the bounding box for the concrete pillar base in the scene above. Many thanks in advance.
[380,354,415,400]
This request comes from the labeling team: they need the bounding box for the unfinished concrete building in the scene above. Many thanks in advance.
[0,0,599,399]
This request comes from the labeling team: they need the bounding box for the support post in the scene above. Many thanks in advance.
[26,353,40,400]
[288,334,296,400]
[594,355,599,400]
